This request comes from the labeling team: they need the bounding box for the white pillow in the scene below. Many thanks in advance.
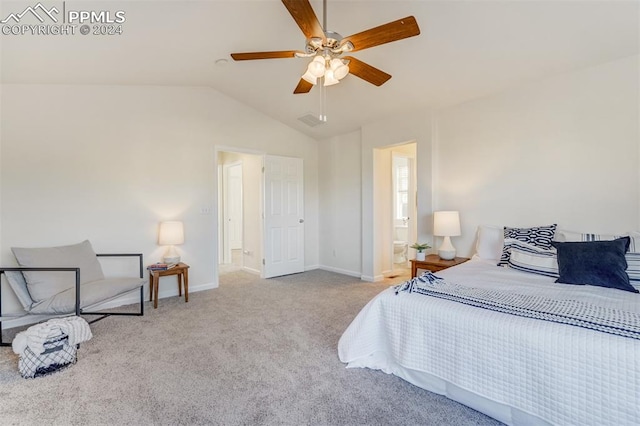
[506,239,559,278]
[475,225,504,261]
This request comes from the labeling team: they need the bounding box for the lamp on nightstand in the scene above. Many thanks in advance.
[158,221,184,264]
[434,211,460,260]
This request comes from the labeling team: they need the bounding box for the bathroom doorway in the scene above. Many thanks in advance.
[390,145,417,277]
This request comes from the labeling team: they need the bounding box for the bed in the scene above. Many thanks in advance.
[338,227,640,426]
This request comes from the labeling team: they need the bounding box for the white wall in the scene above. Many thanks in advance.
[318,55,638,277]
[317,130,362,277]
[360,110,434,281]
[318,110,433,281]
[0,84,319,317]
[435,55,640,257]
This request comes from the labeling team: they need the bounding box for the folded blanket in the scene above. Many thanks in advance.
[395,272,640,340]
[12,316,92,355]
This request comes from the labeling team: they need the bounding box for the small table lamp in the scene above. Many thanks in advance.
[158,221,184,264]
[434,211,461,260]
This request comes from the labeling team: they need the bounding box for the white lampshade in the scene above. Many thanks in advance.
[308,56,326,78]
[301,69,317,85]
[323,69,340,86]
[433,211,461,237]
[158,221,184,245]
[159,221,184,264]
[330,58,349,80]
[433,211,460,261]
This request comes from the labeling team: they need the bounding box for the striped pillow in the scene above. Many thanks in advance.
[505,239,559,278]
[556,230,640,282]
[498,224,557,267]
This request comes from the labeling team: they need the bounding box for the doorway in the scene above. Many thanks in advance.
[374,142,417,280]
[216,151,306,279]
[217,151,263,276]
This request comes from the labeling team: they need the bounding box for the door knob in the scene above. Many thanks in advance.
[299,219,304,223]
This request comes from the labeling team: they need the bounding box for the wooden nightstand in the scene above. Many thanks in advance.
[411,254,469,278]
[148,262,190,309]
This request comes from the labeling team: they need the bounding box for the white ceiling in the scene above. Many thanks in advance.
[1,0,638,140]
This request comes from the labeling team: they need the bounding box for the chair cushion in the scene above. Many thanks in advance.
[4,271,34,310]
[12,240,105,303]
[29,277,144,315]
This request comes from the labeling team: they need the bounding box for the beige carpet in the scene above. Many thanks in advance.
[0,269,501,425]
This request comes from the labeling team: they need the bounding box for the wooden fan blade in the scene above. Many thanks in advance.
[230,51,300,61]
[294,79,314,94]
[343,57,391,86]
[342,16,420,52]
[281,0,325,41]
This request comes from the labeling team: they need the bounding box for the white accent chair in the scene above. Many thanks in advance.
[1,240,144,346]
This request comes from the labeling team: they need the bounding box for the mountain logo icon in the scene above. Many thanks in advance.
[1,2,60,24]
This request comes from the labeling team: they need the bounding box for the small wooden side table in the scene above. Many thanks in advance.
[148,262,190,309]
[411,255,469,278]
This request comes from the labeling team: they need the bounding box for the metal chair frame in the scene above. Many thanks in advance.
[0,253,144,347]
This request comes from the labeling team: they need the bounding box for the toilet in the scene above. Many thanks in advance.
[393,225,409,264]
[393,241,408,263]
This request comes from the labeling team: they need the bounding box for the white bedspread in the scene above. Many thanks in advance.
[338,257,640,426]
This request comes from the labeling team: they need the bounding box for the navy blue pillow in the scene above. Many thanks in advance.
[552,237,638,293]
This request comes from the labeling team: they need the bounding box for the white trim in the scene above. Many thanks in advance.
[241,266,261,275]
[318,265,361,278]
[156,282,216,300]
[360,274,384,282]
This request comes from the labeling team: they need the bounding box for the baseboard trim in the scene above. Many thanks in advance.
[156,282,217,300]
[241,267,260,275]
[361,274,384,282]
[318,265,361,278]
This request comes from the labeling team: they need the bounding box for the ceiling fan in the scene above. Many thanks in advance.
[230,0,421,94]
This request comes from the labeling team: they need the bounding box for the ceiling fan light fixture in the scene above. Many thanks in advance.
[330,58,349,80]
[323,69,340,86]
[308,55,326,77]
[329,58,342,70]
[301,69,318,85]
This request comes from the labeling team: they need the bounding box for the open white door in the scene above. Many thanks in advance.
[263,155,304,278]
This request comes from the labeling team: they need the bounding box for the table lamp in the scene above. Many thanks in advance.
[433,211,461,260]
[158,221,184,264]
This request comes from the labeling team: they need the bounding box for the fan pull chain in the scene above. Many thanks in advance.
[319,83,327,122]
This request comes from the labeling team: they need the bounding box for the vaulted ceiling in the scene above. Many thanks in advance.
[1,0,638,139]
